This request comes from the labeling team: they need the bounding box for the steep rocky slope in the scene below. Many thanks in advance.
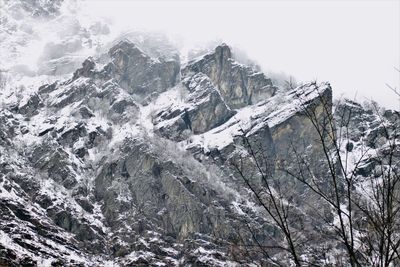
[0,37,337,266]
[1,6,399,264]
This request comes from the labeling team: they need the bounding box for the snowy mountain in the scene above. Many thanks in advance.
[1,1,399,266]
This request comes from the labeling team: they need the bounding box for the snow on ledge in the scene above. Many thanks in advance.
[186,82,331,152]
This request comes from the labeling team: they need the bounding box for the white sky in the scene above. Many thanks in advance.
[83,0,400,109]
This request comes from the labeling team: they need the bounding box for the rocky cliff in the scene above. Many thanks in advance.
[0,37,330,265]
[0,5,399,265]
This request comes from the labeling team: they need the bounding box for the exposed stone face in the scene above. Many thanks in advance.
[47,78,95,109]
[182,44,277,109]
[105,40,180,97]
[92,138,241,247]
[335,99,400,177]
[183,73,236,133]
[28,141,78,189]
[2,38,398,267]
[270,83,333,161]
[72,57,96,79]
[153,73,236,141]
[18,93,43,116]
[78,106,95,119]
[65,40,181,106]
[0,45,337,265]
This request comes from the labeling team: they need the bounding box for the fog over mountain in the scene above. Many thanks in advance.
[0,1,399,266]
[1,0,399,108]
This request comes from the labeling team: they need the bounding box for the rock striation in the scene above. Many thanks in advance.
[1,35,398,267]
[153,73,236,141]
[182,44,277,109]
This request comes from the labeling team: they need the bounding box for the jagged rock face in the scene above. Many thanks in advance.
[105,40,180,97]
[182,44,277,109]
[153,73,236,141]
[69,40,180,100]
[1,40,257,266]
[109,31,180,63]
[184,82,332,159]
[2,36,397,266]
[152,44,279,141]
[270,83,333,162]
[182,74,236,134]
[335,100,400,177]
[93,139,238,241]
[0,0,115,78]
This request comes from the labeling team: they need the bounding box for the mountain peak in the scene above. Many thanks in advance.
[108,39,146,60]
[214,43,232,60]
[2,14,396,265]
[182,42,275,109]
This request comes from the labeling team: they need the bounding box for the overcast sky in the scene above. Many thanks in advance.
[84,0,400,109]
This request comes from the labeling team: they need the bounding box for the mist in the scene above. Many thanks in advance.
[2,0,399,109]
[82,0,400,109]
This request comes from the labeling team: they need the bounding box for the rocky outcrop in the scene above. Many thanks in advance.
[153,73,236,141]
[105,40,180,97]
[185,81,332,162]
[17,93,43,116]
[2,36,396,267]
[269,82,333,161]
[183,44,277,109]
[335,99,400,178]
[67,39,181,102]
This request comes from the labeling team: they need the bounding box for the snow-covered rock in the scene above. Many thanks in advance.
[1,6,398,265]
[182,44,277,109]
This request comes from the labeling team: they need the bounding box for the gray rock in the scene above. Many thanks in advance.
[154,73,235,141]
[49,78,96,109]
[105,40,180,97]
[183,73,236,133]
[78,106,94,119]
[72,57,96,79]
[28,141,78,189]
[93,139,234,243]
[182,44,277,109]
[57,122,87,147]
[111,98,137,114]
[75,197,94,213]
[38,82,58,96]
[2,36,398,267]
[270,83,333,163]
[18,93,43,116]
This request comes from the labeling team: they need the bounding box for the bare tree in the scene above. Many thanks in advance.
[352,103,400,267]
[229,128,307,266]
[284,85,400,266]
[232,82,399,266]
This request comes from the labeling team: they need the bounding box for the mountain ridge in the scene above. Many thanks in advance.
[0,33,399,266]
